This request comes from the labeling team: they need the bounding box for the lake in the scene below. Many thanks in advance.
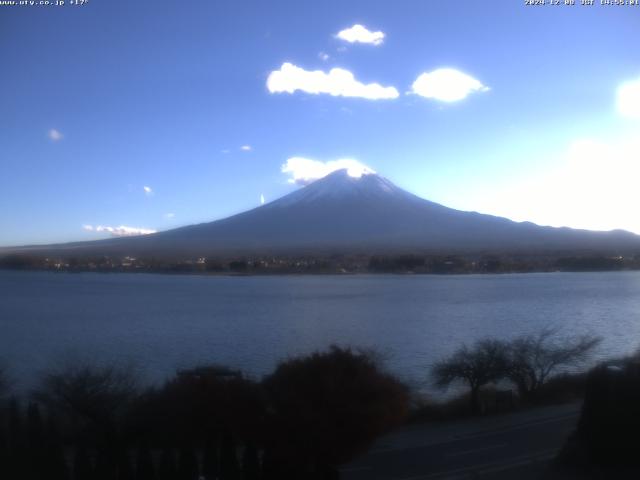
[2,270,640,393]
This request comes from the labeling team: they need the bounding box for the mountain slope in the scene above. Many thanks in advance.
[4,169,640,257]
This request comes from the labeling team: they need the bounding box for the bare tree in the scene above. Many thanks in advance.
[32,362,139,437]
[432,339,509,414]
[506,328,601,401]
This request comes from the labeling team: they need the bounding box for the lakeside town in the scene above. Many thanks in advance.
[2,252,640,275]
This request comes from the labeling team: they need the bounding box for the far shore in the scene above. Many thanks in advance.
[2,250,640,277]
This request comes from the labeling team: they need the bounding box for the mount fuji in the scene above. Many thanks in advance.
[5,169,640,258]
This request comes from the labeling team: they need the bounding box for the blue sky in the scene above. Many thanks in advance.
[1,0,639,246]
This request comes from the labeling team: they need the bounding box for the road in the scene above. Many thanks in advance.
[341,403,581,480]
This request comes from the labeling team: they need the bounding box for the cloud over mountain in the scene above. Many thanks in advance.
[83,224,157,237]
[282,157,375,185]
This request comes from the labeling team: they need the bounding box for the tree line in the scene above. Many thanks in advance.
[4,252,640,275]
[0,347,408,480]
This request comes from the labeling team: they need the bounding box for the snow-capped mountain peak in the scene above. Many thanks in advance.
[270,169,409,208]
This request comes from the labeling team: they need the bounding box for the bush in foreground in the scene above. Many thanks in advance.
[263,346,410,479]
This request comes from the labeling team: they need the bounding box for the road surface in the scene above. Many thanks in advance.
[341,403,581,480]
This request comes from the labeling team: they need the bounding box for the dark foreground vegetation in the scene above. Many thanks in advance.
[425,332,640,476]
[3,329,640,479]
[2,251,640,275]
[430,329,600,415]
[555,352,640,477]
[0,347,408,480]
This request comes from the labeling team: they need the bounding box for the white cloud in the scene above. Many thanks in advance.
[240,145,252,151]
[318,52,330,62]
[267,63,399,100]
[411,68,489,102]
[260,194,265,205]
[617,77,640,118]
[143,186,153,196]
[164,213,175,219]
[282,157,375,185]
[83,225,157,237]
[336,24,385,46]
[48,129,63,142]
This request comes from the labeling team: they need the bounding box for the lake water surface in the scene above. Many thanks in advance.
[2,270,640,392]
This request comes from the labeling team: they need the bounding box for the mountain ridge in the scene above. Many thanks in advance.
[3,169,640,258]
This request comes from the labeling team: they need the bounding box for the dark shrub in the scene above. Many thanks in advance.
[263,346,409,477]
[130,365,264,447]
[575,360,640,466]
